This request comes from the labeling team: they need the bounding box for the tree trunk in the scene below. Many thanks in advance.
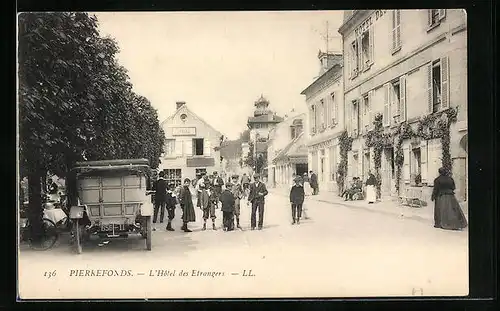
[27,171,43,243]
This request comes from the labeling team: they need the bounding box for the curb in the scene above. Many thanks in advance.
[269,189,433,224]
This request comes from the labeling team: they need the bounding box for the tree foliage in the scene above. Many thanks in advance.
[18,12,164,240]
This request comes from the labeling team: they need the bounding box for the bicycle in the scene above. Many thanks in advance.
[20,217,59,251]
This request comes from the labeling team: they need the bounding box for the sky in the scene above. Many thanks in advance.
[95,11,344,140]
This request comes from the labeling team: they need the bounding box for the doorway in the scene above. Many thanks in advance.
[295,163,308,177]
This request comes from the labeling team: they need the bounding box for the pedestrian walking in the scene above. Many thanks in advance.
[165,182,177,231]
[431,167,467,230]
[220,182,236,231]
[200,183,217,231]
[230,175,243,229]
[247,174,268,230]
[290,176,305,225]
[309,171,319,195]
[365,172,377,204]
[179,178,196,232]
[152,171,168,231]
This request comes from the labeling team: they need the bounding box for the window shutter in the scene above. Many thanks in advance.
[369,27,374,64]
[347,151,353,180]
[357,36,362,71]
[420,140,428,183]
[309,106,314,134]
[396,11,401,48]
[346,46,351,78]
[175,140,183,157]
[185,140,193,156]
[403,145,410,183]
[383,83,390,126]
[334,94,338,124]
[354,100,360,136]
[392,10,397,50]
[204,139,211,156]
[362,97,367,133]
[440,56,450,109]
[426,63,433,113]
[368,91,374,130]
[399,75,407,121]
[358,148,363,179]
[369,147,375,173]
[427,10,433,27]
[438,9,446,20]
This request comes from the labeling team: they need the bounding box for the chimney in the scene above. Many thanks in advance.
[176,101,186,109]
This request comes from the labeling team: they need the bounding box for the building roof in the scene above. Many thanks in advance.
[248,114,284,123]
[300,60,343,96]
[338,10,372,35]
[160,104,223,138]
[272,132,306,163]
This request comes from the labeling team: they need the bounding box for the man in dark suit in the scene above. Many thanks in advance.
[247,174,268,230]
[309,170,319,195]
[152,171,168,231]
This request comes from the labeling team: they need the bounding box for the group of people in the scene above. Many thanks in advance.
[151,171,269,232]
[341,172,377,203]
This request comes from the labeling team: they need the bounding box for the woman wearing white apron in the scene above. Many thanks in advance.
[365,172,377,204]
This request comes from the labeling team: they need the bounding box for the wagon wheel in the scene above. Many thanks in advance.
[73,219,83,254]
[145,216,152,251]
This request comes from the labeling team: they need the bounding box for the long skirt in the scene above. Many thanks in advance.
[181,203,196,223]
[365,185,376,203]
[434,194,467,230]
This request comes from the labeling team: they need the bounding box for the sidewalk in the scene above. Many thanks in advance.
[269,185,468,224]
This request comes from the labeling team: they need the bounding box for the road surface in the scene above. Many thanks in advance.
[18,192,468,299]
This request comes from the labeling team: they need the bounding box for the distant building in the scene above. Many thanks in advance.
[159,102,223,186]
[267,111,307,187]
[338,9,467,202]
[219,140,243,176]
[301,50,344,194]
[247,95,284,142]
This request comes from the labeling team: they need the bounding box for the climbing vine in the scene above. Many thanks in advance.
[363,107,458,194]
[365,114,393,198]
[337,130,353,195]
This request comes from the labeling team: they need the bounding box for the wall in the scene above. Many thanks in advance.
[160,105,222,181]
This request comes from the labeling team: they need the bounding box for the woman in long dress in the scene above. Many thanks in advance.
[365,172,377,204]
[179,178,196,232]
[431,167,467,230]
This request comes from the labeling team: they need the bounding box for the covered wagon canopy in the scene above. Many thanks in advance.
[72,159,151,177]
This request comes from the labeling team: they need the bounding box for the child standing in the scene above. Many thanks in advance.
[230,175,244,229]
[165,182,177,231]
[290,177,305,225]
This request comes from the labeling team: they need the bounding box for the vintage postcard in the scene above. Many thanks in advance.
[17,10,468,299]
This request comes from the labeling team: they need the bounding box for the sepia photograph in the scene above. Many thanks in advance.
[17,10,468,299]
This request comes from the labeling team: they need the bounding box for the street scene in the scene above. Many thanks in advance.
[17,10,468,299]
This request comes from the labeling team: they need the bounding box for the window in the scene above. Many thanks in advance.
[164,139,176,156]
[411,148,422,185]
[350,40,359,77]
[391,81,400,122]
[330,92,337,125]
[352,153,359,177]
[193,138,204,156]
[428,9,445,29]
[319,99,325,130]
[392,10,401,52]
[432,61,441,113]
[363,94,370,131]
[361,31,371,65]
[363,151,370,179]
[164,169,182,188]
[180,113,187,121]
[352,100,360,137]
[195,168,207,177]
[311,105,317,134]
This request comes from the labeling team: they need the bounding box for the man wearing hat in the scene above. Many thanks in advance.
[152,171,168,231]
[247,174,268,230]
[211,171,225,201]
[219,181,236,231]
[290,176,305,225]
[230,175,244,229]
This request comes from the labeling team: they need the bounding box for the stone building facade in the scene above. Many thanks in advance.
[301,51,345,194]
[338,9,467,202]
[159,102,223,186]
